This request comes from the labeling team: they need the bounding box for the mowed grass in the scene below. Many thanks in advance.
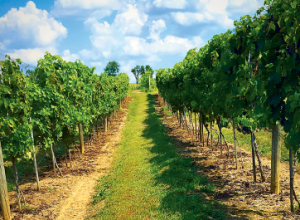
[220,126,288,162]
[89,91,225,220]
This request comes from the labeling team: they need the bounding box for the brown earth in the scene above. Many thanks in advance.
[5,96,132,220]
[155,94,300,220]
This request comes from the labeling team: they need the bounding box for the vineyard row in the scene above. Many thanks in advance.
[156,0,300,213]
[0,52,130,219]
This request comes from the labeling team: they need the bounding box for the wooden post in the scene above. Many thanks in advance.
[69,148,72,168]
[251,132,257,182]
[149,74,150,91]
[289,148,294,212]
[12,156,21,211]
[232,123,238,169]
[271,123,281,194]
[218,119,222,157]
[93,122,96,142]
[195,113,197,140]
[179,111,182,127]
[79,123,84,154]
[210,121,213,149]
[253,134,266,182]
[105,116,108,132]
[199,113,204,144]
[50,144,57,178]
[30,130,40,191]
[202,114,205,146]
[0,142,11,220]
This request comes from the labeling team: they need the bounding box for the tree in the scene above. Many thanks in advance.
[131,65,141,84]
[140,65,145,75]
[131,65,154,84]
[104,61,120,76]
[139,70,156,92]
[145,65,154,77]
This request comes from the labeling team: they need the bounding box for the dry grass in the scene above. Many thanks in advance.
[157,94,300,219]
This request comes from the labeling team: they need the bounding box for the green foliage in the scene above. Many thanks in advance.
[131,65,154,84]
[104,61,120,76]
[0,55,33,159]
[156,0,300,153]
[0,52,129,163]
[139,70,157,92]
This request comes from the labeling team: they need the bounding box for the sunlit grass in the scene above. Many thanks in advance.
[89,91,225,219]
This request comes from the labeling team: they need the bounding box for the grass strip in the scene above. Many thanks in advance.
[89,92,225,220]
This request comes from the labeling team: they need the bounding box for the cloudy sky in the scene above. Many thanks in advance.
[0,0,264,82]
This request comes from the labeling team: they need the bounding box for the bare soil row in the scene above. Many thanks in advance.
[155,94,300,220]
[4,97,132,220]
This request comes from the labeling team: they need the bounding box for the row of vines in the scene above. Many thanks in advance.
[156,0,300,213]
[0,52,129,219]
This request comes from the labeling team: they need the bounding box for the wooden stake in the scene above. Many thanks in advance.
[79,123,84,154]
[199,113,204,144]
[251,132,257,182]
[30,129,40,191]
[105,116,108,132]
[50,144,57,178]
[69,148,72,168]
[232,123,238,169]
[290,148,294,212]
[271,123,281,194]
[0,142,11,220]
[12,156,21,211]
[210,121,213,149]
[218,119,222,157]
[253,134,266,182]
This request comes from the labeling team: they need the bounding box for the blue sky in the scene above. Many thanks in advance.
[0,0,264,82]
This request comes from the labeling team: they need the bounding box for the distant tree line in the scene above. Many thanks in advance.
[131,65,153,84]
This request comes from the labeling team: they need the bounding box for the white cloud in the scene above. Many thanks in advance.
[149,19,166,41]
[8,47,58,65]
[84,19,112,35]
[172,0,234,29]
[51,0,134,17]
[227,0,264,14]
[114,4,148,35]
[172,12,213,26]
[54,0,119,10]
[123,35,199,56]
[90,9,113,19]
[153,0,187,9]
[120,60,136,72]
[0,1,67,48]
[193,36,204,47]
[231,0,244,6]
[62,49,79,62]
[205,0,229,14]
[82,3,149,62]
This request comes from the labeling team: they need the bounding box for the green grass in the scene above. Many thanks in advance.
[218,126,289,162]
[89,91,225,220]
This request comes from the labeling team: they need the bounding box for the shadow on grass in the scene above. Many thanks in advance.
[142,94,251,220]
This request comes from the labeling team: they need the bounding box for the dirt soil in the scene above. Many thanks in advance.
[5,96,132,220]
[155,94,300,220]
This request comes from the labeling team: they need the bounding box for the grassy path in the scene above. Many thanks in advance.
[89,91,225,219]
